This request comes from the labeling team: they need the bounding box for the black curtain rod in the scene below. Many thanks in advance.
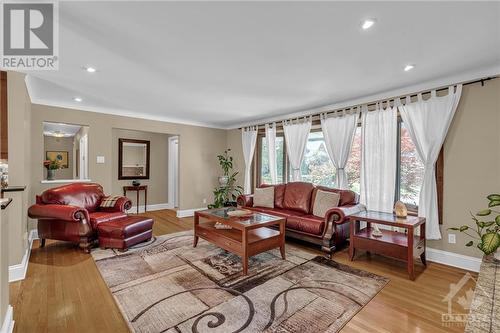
[241,75,498,130]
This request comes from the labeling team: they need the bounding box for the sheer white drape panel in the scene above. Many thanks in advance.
[283,117,312,181]
[320,109,359,189]
[360,103,397,213]
[265,123,277,184]
[241,126,258,194]
[398,85,462,240]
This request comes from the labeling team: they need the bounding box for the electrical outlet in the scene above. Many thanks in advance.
[202,198,207,204]
[448,233,456,244]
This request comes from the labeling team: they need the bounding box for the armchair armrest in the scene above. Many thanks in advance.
[325,203,366,225]
[28,204,90,223]
[99,196,132,213]
[237,194,254,207]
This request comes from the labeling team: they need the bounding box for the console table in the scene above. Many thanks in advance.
[348,210,426,280]
[123,185,147,214]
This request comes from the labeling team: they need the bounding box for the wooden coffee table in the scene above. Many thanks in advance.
[348,210,426,280]
[194,208,286,275]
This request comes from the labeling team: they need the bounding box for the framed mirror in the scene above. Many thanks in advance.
[118,138,150,180]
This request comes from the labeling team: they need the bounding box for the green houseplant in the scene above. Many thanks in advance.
[449,194,500,259]
[208,150,243,209]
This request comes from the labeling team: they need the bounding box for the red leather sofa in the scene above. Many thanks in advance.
[28,183,132,253]
[237,182,365,256]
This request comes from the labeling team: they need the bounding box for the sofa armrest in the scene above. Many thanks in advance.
[99,196,132,213]
[28,204,90,223]
[325,203,366,225]
[237,194,254,207]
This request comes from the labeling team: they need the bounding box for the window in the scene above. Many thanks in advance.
[398,122,425,208]
[258,136,285,184]
[346,127,362,193]
[295,131,336,186]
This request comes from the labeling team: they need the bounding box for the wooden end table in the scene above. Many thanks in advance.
[123,185,147,214]
[348,210,426,280]
[194,209,286,275]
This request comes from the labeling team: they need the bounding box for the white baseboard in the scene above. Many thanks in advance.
[0,305,14,333]
[426,247,482,272]
[127,202,174,214]
[176,207,206,218]
[8,229,38,282]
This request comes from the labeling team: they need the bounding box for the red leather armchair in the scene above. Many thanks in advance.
[237,182,365,257]
[28,183,132,253]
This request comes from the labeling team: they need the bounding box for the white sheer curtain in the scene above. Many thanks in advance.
[265,123,277,184]
[283,117,312,181]
[241,126,258,194]
[321,108,359,189]
[398,85,462,239]
[360,103,397,213]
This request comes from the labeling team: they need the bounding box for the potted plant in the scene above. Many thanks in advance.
[208,150,243,209]
[217,149,233,186]
[449,194,500,260]
[44,159,61,180]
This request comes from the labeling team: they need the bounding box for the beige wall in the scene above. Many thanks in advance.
[7,71,31,266]
[428,79,500,257]
[112,129,169,207]
[0,205,9,329]
[30,104,227,211]
[43,136,74,180]
[226,129,245,190]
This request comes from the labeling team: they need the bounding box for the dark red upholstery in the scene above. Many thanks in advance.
[28,183,132,253]
[98,216,154,250]
[237,182,365,255]
[282,182,314,214]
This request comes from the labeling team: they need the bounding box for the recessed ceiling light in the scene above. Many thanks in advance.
[361,18,376,30]
[84,66,96,73]
[404,64,415,72]
[73,97,82,102]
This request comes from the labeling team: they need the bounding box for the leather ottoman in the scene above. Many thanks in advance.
[97,216,154,251]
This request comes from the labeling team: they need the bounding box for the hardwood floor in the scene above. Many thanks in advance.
[10,209,476,332]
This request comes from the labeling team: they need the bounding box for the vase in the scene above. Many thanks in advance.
[47,169,55,180]
[218,176,229,186]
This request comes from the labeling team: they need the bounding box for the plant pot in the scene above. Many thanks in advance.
[47,169,55,180]
[218,176,229,186]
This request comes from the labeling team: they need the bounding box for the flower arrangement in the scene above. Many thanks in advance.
[44,159,61,170]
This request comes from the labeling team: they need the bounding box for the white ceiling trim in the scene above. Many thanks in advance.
[228,64,500,129]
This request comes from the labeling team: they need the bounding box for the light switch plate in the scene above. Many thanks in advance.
[448,233,456,244]
[96,156,105,164]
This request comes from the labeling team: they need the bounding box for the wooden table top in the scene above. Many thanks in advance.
[196,208,284,231]
[123,185,147,190]
[349,210,426,228]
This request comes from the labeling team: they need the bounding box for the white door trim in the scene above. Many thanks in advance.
[168,136,179,208]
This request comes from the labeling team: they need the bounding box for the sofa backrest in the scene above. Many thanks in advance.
[258,182,358,214]
[282,182,315,214]
[39,183,105,213]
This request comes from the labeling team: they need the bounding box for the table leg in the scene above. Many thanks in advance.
[193,213,199,247]
[279,220,286,260]
[420,222,427,266]
[407,227,415,280]
[349,219,356,261]
[136,191,139,214]
[144,188,147,213]
[242,229,248,275]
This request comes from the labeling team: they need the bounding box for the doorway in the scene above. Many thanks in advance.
[168,136,179,208]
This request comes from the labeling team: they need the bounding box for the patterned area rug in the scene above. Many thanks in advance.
[91,231,388,333]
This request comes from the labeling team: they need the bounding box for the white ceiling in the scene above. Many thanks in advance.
[26,1,500,128]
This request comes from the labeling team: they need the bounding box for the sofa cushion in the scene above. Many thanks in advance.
[89,211,127,229]
[312,190,340,218]
[245,207,304,219]
[259,184,286,209]
[313,186,357,207]
[283,182,314,214]
[286,215,325,236]
[253,187,274,208]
